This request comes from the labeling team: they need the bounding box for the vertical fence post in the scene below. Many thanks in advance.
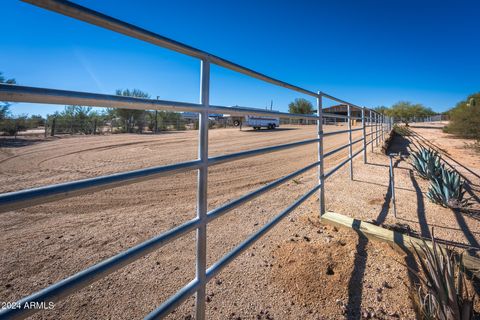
[317,92,325,216]
[375,113,379,146]
[347,105,353,180]
[51,117,56,137]
[369,110,375,152]
[381,114,384,142]
[196,58,209,320]
[44,120,48,138]
[362,108,367,164]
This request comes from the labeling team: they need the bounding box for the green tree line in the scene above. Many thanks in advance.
[0,77,185,135]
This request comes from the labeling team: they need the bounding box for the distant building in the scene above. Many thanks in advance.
[322,104,363,118]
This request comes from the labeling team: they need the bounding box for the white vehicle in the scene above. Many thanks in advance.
[244,115,280,130]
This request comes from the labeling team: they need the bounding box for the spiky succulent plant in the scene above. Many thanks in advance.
[411,147,442,180]
[426,166,468,208]
[413,236,475,320]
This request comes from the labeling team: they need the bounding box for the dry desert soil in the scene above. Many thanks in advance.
[0,123,479,319]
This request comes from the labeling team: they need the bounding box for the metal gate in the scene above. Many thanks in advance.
[0,1,391,319]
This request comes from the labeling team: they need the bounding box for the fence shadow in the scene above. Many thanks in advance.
[346,220,369,319]
[453,208,480,257]
[374,158,401,225]
[408,171,431,239]
[387,131,412,156]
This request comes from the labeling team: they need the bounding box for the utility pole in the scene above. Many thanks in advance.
[155,96,159,134]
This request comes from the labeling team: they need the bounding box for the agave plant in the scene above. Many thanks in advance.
[411,147,442,180]
[426,167,468,208]
[413,236,475,320]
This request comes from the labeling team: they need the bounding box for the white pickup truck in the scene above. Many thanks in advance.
[244,115,280,130]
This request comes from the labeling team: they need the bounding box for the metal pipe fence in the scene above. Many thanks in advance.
[0,1,391,319]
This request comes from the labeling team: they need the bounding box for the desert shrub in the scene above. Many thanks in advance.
[0,116,28,136]
[445,93,480,142]
[412,237,475,320]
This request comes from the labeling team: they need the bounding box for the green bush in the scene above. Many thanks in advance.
[445,93,480,141]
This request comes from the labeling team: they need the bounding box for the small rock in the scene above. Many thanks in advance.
[326,265,334,275]
[376,293,382,302]
[362,310,370,319]
[382,281,392,289]
[332,226,338,232]
[5,283,12,289]
[316,229,323,234]
[289,217,296,222]
[45,236,50,240]
[303,236,311,242]
[215,279,222,285]
[376,287,383,294]
[206,296,212,303]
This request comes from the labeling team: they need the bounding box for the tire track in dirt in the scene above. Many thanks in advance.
[36,138,190,168]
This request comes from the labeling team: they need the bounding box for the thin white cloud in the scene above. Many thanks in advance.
[73,48,106,93]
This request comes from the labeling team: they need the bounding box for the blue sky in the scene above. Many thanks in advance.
[1,0,479,116]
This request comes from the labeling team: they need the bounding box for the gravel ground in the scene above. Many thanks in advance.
[0,123,477,319]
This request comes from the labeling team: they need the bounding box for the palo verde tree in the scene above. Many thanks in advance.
[288,98,314,114]
[114,89,150,133]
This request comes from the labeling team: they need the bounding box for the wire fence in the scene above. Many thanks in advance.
[0,1,392,319]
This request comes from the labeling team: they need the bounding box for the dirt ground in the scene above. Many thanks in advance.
[0,123,478,319]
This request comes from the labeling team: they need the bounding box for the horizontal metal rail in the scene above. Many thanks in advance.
[0,84,320,120]
[208,137,319,166]
[323,127,362,137]
[320,92,362,110]
[325,148,363,179]
[0,159,202,213]
[323,112,362,120]
[323,137,363,158]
